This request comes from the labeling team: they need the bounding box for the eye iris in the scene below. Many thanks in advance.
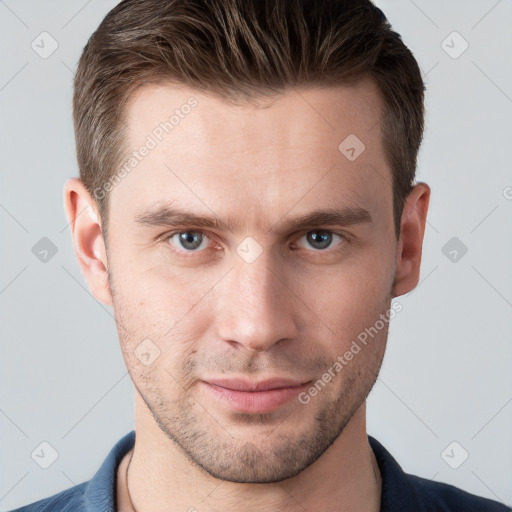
[179,232,202,250]
[174,231,335,252]
[307,230,332,250]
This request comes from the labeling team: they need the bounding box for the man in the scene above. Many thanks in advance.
[11,0,510,511]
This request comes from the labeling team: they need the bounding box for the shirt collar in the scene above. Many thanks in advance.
[83,430,420,511]
[83,430,136,511]
[368,435,423,511]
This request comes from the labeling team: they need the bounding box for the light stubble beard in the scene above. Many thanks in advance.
[107,251,392,484]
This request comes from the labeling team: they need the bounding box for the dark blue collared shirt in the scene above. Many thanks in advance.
[9,430,511,511]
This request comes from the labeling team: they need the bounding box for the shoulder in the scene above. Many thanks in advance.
[405,472,511,511]
[368,435,511,512]
[7,482,87,512]
[8,430,135,512]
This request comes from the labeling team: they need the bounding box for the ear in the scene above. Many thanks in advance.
[63,178,112,306]
[391,182,431,297]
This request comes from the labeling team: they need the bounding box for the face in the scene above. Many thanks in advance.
[104,79,399,483]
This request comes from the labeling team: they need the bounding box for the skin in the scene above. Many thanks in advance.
[64,77,430,511]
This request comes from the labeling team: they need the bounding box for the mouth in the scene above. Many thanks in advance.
[201,377,311,414]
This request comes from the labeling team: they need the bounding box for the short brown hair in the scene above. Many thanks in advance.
[73,0,425,238]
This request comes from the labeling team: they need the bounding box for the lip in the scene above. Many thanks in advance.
[205,377,306,391]
[201,378,310,413]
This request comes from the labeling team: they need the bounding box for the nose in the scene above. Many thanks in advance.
[214,250,299,352]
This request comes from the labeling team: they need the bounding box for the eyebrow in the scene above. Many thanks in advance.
[134,203,373,234]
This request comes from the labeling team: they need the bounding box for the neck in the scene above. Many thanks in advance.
[120,395,381,512]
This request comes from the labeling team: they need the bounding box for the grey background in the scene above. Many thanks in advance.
[1,0,511,509]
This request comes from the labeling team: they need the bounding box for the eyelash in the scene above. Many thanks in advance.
[157,229,348,257]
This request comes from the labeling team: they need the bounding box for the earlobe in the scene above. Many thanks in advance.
[391,182,431,298]
[63,178,113,306]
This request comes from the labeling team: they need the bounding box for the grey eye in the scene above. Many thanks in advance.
[169,231,210,252]
[296,230,343,251]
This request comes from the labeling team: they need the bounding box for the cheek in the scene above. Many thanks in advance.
[114,282,201,390]
[111,247,213,325]
[301,250,394,360]
[112,264,219,370]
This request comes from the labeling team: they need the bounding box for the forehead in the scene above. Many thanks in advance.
[124,78,383,156]
[111,79,392,228]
